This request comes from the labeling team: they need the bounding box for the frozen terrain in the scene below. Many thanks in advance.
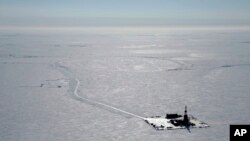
[1,26,250,141]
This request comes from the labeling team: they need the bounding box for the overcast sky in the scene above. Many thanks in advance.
[1,0,250,26]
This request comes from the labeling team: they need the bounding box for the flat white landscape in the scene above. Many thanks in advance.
[1,27,250,141]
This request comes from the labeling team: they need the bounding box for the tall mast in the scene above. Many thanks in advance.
[183,105,189,124]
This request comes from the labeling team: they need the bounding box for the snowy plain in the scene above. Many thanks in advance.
[0,26,250,141]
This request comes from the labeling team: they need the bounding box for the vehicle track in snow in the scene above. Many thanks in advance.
[54,61,145,119]
[73,78,145,119]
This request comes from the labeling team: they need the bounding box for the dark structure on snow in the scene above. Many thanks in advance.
[145,105,209,130]
[168,106,194,127]
[183,106,189,124]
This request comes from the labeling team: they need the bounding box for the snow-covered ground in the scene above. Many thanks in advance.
[1,27,250,141]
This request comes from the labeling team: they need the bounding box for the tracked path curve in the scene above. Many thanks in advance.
[73,78,145,119]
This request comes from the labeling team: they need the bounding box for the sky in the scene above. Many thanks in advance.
[0,0,250,26]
